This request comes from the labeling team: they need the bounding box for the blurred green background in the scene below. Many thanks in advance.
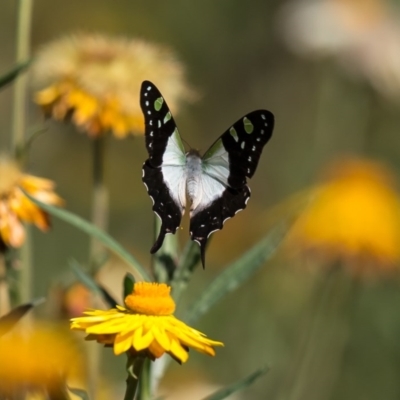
[2,1,400,399]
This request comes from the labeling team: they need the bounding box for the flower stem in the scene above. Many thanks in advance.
[136,358,151,400]
[148,214,180,393]
[87,136,109,399]
[12,0,33,305]
[124,357,146,400]
[12,0,33,152]
[152,217,179,283]
[89,136,109,270]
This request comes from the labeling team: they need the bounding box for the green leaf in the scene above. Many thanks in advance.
[123,273,135,298]
[23,191,150,281]
[70,259,101,294]
[68,387,90,400]
[69,259,117,308]
[0,60,31,89]
[0,298,45,336]
[201,365,269,400]
[186,220,290,325]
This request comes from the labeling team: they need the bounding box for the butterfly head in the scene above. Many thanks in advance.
[186,148,201,158]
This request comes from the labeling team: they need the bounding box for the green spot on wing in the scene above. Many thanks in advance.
[164,111,172,124]
[204,139,223,159]
[173,128,185,154]
[243,117,254,134]
[154,97,164,111]
[229,127,239,142]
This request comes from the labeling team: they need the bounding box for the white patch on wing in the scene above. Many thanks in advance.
[156,128,187,215]
[188,141,230,215]
[190,172,226,216]
[201,142,230,186]
[161,165,187,215]
[162,129,186,166]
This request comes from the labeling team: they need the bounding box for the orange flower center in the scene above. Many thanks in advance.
[124,282,176,316]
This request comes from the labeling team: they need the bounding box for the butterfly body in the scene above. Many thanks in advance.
[141,81,274,267]
[185,150,203,211]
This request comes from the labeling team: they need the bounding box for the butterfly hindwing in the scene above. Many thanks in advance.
[189,110,274,264]
[140,81,187,254]
[189,185,251,267]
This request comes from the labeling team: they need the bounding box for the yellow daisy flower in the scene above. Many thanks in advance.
[288,158,400,274]
[32,33,193,138]
[71,282,223,364]
[0,155,63,248]
[0,324,84,396]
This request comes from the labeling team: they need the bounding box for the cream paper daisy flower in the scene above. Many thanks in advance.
[33,33,193,138]
[0,155,63,249]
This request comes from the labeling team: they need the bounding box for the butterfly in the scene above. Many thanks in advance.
[141,80,274,267]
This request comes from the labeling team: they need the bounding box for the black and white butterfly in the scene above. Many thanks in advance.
[141,80,274,267]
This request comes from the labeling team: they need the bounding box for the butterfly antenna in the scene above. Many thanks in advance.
[181,136,191,150]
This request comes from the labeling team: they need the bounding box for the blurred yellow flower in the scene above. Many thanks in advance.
[279,0,400,98]
[288,158,400,273]
[32,33,193,138]
[71,282,223,363]
[0,156,63,249]
[0,324,83,397]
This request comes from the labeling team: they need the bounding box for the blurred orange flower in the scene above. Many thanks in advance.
[0,155,63,249]
[288,158,400,274]
[71,282,223,364]
[63,282,92,318]
[32,33,193,138]
[0,324,83,397]
[279,0,400,98]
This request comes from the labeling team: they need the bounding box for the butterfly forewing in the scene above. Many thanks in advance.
[189,110,274,265]
[140,81,185,167]
[203,110,274,188]
[140,81,187,254]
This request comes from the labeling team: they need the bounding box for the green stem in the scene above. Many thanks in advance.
[146,214,182,394]
[89,136,109,271]
[12,0,33,305]
[87,136,109,399]
[136,358,151,400]
[312,62,339,169]
[124,357,147,400]
[18,227,32,304]
[12,0,33,153]
[151,216,179,283]
[171,240,200,304]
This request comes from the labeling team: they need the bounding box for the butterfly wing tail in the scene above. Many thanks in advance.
[150,229,166,254]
